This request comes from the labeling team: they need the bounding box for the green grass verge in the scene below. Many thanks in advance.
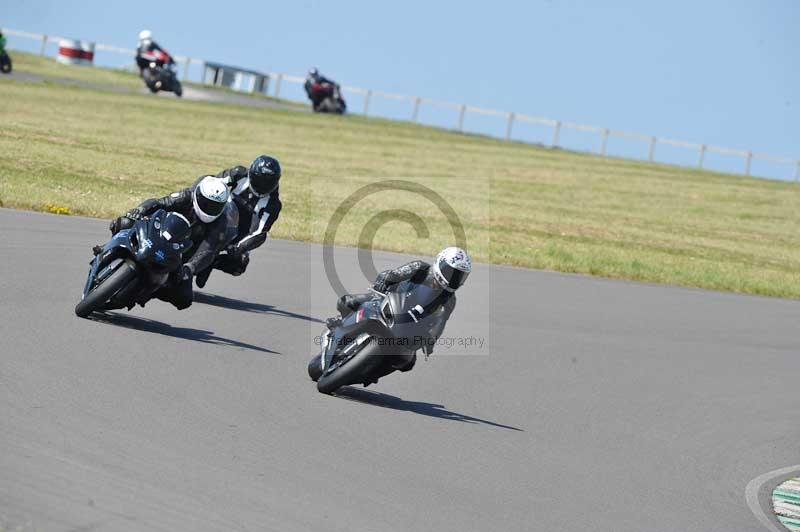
[9,50,144,88]
[8,51,306,108]
[2,52,800,298]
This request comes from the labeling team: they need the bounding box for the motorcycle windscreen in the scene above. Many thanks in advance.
[160,212,191,241]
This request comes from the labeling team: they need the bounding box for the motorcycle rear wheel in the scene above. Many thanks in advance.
[0,54,11,74]
[75,260,137,318]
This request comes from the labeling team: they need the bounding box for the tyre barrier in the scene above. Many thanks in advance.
[57,38,95,66]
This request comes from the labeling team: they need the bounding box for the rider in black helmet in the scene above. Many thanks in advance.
[194,155,283,288]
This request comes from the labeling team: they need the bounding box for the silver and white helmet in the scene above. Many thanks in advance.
[138,29,152,42]
[192,176,229,223]
[432,247,472,292]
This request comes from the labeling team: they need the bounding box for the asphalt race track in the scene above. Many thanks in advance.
[1,208,799,532]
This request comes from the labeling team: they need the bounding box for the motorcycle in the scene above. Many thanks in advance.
[308,281,446,394]
[311,82,346,114]
[0,51,12,74]
[75,210,191,318]
[140,50,182,97]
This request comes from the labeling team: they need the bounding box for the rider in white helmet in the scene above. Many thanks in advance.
[326,246,472,370]
[104,176,236,309]
[135,29,169,73]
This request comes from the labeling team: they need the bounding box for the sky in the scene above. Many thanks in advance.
[4,0,798,178]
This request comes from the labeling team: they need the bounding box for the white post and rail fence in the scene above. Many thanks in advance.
[4,28,798,182]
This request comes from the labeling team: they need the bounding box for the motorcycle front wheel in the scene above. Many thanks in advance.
[316,339,384,394]
[307,353,323,382]
[75,260,138,318]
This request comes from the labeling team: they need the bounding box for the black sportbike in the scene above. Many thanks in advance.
[141,50,182,97]
[0,50,12,74]
[75,210,191,318]
[308,282,446,394]
[313,82,346,114]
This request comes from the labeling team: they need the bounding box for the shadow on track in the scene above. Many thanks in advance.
[335,387,523,431]
[93,312,279,354]
[194,292,324,324]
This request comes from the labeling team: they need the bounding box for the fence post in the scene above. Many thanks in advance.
[363,90,372,115]
[744,151,753,175]
[551,121,561,147]
[698,145,706,168]
[183,58,191,81]
[600,129,609,156]
[648,136,657,162]
[411,97,421,122]
[274,73,282,98]
[505,113,515,141]
[457,104,466,131]
[40,35,48,56]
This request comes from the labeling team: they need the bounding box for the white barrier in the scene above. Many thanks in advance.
[3,27,798,181]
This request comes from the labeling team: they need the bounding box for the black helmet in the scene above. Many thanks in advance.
[248,155,281,196]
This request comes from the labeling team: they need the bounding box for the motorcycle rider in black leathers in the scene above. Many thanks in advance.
[304,68,336,111]
[326,247,472,376]
[104,176,234,310]
[135,30,170,74]
[193,155,282,288]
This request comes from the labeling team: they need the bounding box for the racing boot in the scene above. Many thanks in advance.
[195,266,212,289]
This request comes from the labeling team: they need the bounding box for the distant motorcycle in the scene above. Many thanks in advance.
[0,51,12,74]
[140,50,182,97]
[311,82,346,114]
[75,210,191,318]
[308,282,444,394]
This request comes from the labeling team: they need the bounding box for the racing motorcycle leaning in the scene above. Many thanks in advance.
[140,50,182,97]
[0,51,12,74]
[75,210,191,317]
[312,81,346,114]
[308,281,447,394]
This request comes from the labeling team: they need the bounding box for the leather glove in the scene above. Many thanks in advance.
[126,207,144,220]
[372,272,388,293]
[229,165,248,180]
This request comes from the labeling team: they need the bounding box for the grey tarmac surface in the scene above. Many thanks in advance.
[3,70,305,111]
[1,207,799,532]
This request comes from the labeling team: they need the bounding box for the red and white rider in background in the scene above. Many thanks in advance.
[135,30,172,73]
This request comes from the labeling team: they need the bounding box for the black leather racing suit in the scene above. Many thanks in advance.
[109,185,235,309]
[337,260,457,373]
[192,166,282,279]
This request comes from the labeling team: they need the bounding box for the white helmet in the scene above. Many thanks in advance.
[432,247,472,292]
[138,30,152,42]
[192,176,229,223]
